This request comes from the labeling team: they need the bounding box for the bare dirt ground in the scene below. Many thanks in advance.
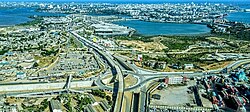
[200,61,233,70]
[150,81,196,106]
[117,39,167,52]
[124,75,138,88]
[151,86,193,106]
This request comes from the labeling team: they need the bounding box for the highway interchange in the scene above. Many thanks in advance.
[1,30,250,112]
[70,31,250,112]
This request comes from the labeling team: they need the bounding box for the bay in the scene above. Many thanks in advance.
[226,3,250,24]
[226,12,250,24]
[113,20,211,35]
[0,7,66,26]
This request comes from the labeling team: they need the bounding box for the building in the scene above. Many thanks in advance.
[16,72,26,79]
[0,61,9,66]
[91,23,134,37]
[227,95,246,112]
[165,76,187,85]
[170,64,181,69]
[49,100,62,112]
[143,60,166,69]
[231,69,248,82]
[18,62,35,69]
[152,94,161,100]
[94,29,113,34]
[184,64,194,69]
[0,104,17,112]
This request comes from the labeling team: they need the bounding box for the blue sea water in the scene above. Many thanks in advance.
[226,12,250,24]
[112,2,250,35]
[0,1,249,35]
[226,3,250,23]
[0,8,66,26]
[113,20,211,35]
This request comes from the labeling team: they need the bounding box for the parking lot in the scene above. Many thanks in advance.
[48,51,99,76]
[150,81,196,106]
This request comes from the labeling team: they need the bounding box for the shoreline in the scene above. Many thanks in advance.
[0,11,213,36]
[113,19,212,36]
[0,25,11,28]
[135,32,212,37]
[131,32,213,38]
[0,8,249,37]
[0,7,67,27]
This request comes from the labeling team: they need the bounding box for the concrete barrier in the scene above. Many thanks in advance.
[0,81,93,92]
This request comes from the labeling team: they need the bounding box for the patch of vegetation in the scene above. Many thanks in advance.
[106,95,112,105]
[64,95,73,112]
[0,49,9,55]
[77,96,92,111]
[17,17,43,26]
[168,83,188,87]
[115,35,208,50]
[142,52,207,65]
[21,99,48,112]
[143,55,155,61]
[34,55,56,67]
[236,30,250,40]
[160,36,206,50]
[166,53,206,64]
[91,89,106,98]
[39,99,49,111]
[82,97,92,105]
[69,36,83,48]
[115,35,153,42]
[41,48,59,56]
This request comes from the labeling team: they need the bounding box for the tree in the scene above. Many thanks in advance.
[82,97,92,105]
[39,99,49,111]
[92,90,106,98]
[106,95,111,102]
[65,99,72,112]
[106,95,112,104]
[33,62,39,68]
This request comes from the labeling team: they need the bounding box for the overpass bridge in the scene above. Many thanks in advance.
[113,55,136,72]
[0,80,93,93]
[64,74,73,89]
[70,31,125,112]
[0,74,94,98]
[4,31,248,112]
[7,88,98,98]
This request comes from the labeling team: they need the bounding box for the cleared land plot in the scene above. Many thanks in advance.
[117,40,167,52]
[200,61,233,70]
[34,56,56,68]
[151,86,193,106]
[150,81,196,106]
[124,75,138,88]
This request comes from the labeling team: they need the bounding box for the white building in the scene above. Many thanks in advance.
[16,72,26,79]
[165,76,187,84]
[184,64,194,69]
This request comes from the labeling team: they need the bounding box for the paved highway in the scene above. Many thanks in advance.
[2,52,248,93]
[70,31,125,112]
[2,30,250,112]
[99,54,250,107]
[110,56,250,112]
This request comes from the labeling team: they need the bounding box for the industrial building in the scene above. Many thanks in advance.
[49,100,62,112]
[91,23,134,37]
